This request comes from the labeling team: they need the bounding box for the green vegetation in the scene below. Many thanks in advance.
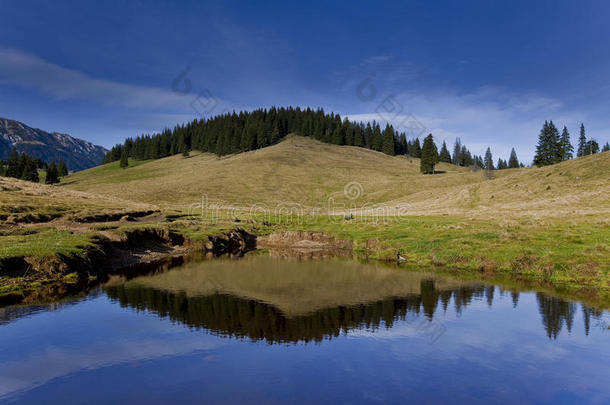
[101,106,499,170]
[119,148,129,169]
[0,228,93,259]
[2,134,610,306]
[420,134,438,174]
[1,147,69,184]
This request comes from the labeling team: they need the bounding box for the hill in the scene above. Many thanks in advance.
[0,176,156,225]
[63,135,610,219]
[0,118,107,171]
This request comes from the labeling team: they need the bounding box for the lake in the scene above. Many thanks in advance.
[1,254,608,404]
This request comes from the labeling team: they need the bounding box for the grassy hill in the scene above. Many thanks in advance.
[2,135,609,304]
[63,135,610,220]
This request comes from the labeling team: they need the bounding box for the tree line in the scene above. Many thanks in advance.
[534,121,608,167]
[102,106,522,174]
[102,106,607,174]
[0,147,68,184]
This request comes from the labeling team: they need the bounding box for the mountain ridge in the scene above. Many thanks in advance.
[0,118,107,171]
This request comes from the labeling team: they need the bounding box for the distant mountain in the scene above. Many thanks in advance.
[0,118,107,171]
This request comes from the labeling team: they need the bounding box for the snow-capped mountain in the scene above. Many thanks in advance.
[0,118,107,171]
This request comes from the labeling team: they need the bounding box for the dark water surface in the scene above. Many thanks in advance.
[1,255,609,404]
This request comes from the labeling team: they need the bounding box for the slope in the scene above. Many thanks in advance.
[63,135,609,220]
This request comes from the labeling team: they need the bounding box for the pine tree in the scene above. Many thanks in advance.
[410,138,422,158]
[484,147,494,179]
[45,162,60,184]
[452,138,463,166]
[58,159,68,176]
[331,125,344,145]
[381,124,395,156]
[353,125,364,147]
[548,121,562,163]
[577,123,586,157]
[603,142,610,152]
[534,120,562,166]
[508,148,519,168]
[398,133,407,155]
[420,134,438,174]
[584,139,600,155]
[6,147,20,178]
[484,147,494,170]
[21,159,39,183]
[120,148,129,169]
[439,141,451,163]
[560,126,573,160]
[372,124,382,151]
[461,145,473,166]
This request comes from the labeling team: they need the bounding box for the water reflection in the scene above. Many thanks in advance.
[1,255,609,404]
[100,256,605,343]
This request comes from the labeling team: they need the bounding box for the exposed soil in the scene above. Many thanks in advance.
[258,231,353,259]
[0,226,259,307]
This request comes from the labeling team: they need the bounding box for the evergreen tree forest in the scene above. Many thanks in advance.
[535,121,603,166]
[101,107,605,173]
[0,147,68,184]
[102,107,482,167]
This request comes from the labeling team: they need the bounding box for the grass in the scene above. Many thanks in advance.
[62,136,610,220]
[0,228,93,259]
[0,176,156,221]
[1,137,609,305]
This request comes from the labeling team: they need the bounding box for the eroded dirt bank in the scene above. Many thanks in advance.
[0,227,258,306]
[258,230,353,259]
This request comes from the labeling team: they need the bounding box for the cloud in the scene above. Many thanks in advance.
[0,335,222,399]
[346,86,580,163]
[0,47,210,110]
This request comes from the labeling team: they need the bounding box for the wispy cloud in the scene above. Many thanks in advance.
[346,85,580,163]
[0,47,194,110]
[0,335,222,398]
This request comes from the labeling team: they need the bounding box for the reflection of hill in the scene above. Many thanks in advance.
[103,256,493,343]
[105,280,496,344]
[102,256,607,342]
[114,256,468,317]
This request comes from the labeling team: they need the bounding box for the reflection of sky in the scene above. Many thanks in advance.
[0,289,609,404]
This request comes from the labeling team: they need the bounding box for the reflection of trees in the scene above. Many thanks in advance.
[582,305,603,336]
[102,277,602,343]
[105,281,492,344]
[536,293,576,339]
[511,292,520,308]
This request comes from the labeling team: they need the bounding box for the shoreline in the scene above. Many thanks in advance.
[1,221,609,309]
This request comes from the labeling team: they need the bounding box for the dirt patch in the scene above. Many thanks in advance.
[258,231,353,258]
[259,231,352,249]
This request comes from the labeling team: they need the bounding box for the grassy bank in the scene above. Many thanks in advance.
[1,210,608,307]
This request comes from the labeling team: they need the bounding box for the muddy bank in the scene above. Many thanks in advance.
[257,231,353,259]
[258,230,352,250]
[0,227,258,306]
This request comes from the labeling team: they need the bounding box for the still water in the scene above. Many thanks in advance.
[1,255,609,404]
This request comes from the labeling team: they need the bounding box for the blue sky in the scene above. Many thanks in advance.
[1,0,609,163]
